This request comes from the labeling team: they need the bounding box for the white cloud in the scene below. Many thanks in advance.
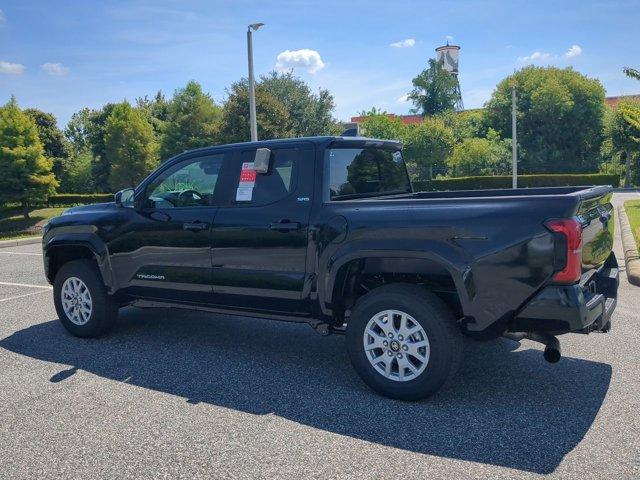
[565,44,582,58]
[42,62,69,76]
[445,35,454,42]
[390,38,415,48]
[517,44,583,64]
[0,9,5,22]
[517,51,552,63]
[0,61,25,75]
[275,49,325,74]
[397,94,410,103]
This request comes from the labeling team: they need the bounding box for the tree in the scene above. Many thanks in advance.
[403,117,455,180]
[408,58,461,116]
[64,105,121,192]
[219,79,293,143]
[62,149,95,193]
[65,107,93,154]
[259,71,339,136]
[160,81,222,160]
[358,111,455,181]
[24,108,70,186]
[0,98,58,217]
[105,102,159,191]
[486,66,605,173]
[442,108,489,143]
[359,111,407,140]
[604,99,640,186]
[24,109,69,159]
[624,67,640,81]
[446,129,512,177]
[136,91,170,140]
[86,105,118,191]
[64,106,110,192]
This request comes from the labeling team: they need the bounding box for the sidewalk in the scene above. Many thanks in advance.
[0,236,42,249]
[611,191,640,285]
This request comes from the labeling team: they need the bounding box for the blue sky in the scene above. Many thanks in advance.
[1,0,638,127]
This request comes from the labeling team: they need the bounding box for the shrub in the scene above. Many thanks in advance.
[413,174,620,192]
[45,193,113,207]
[446,130,511,177]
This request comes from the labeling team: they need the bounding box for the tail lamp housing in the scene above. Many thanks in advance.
[545,218,582,284]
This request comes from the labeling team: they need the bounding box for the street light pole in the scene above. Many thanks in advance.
[247,23,264,142]
[511,86,518,189]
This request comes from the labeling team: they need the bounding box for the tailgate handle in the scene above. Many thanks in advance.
[269,219,301,232]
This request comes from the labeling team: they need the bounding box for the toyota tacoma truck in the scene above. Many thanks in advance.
[42,136,618,400]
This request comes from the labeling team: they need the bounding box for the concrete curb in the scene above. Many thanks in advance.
[0,236,42,249]
[617,205,640,286]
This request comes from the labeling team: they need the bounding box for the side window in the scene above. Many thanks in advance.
[145,154,224,208]
[234,148,297,206]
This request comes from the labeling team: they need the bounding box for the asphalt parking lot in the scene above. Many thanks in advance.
[0,193,638,479]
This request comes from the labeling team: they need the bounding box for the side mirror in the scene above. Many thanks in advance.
[253,147,272,174]
[114,188,135,208]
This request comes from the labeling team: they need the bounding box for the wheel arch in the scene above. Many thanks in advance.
[44,234,114,290]
[321,249,473,322]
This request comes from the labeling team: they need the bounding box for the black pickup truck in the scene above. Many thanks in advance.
[42,136,618,400]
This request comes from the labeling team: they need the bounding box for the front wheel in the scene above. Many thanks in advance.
[53,259,118,338]
[346,284,463,401]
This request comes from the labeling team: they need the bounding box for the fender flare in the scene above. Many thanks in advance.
[318,242,474,317]
[43,231,115,291]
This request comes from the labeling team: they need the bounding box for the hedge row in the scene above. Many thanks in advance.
[33,174,621,206]
[413,174,620,192]
[45,193,113,207]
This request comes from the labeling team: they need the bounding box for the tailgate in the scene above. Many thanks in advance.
[576,187,614,272]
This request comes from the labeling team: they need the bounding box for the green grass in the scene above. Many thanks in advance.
[625,200,640,249]
[0,206,65,240]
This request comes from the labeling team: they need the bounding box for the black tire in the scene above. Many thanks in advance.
[346,283,463,401]
[53,259,118,338]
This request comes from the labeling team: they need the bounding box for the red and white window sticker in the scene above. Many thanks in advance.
[236,162,256,201]
[240,162,257,185]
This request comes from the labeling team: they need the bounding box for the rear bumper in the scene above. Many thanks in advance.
[511,253,619,334]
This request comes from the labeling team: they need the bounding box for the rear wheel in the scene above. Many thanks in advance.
[53,260,118,338]
[346,284,463,401]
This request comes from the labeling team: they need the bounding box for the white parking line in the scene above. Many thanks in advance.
[0,251,42,256]
[0,290,50,303]
[0,281,52,289]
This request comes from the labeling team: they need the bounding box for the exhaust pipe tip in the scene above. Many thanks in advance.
[543,347,561,363]
[504,331,562,363]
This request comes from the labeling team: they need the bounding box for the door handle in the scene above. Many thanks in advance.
[269,220,301,232]
[183,221,209,231]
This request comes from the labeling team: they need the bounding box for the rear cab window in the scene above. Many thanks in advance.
[326,147,411,201]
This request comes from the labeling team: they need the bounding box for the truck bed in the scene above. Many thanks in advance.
[387,185,611,201]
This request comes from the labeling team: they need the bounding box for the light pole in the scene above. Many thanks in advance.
[247,23,264,142]
[511,86,518,189]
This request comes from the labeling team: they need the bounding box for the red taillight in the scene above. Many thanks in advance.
[545,218,582,284]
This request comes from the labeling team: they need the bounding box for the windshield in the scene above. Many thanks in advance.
[327,147,412,200]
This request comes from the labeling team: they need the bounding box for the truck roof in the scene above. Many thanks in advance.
[180,136,402,156]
